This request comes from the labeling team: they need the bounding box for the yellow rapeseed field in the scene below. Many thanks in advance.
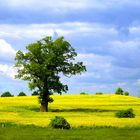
[0,94,140,127]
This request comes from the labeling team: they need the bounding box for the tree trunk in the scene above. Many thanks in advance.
[40,102,48,112]
[40,83,49,112]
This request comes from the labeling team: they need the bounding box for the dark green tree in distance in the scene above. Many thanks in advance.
[15,36,86,112]
[18,92,26,96]
[123,91,129,96]
[115,87,124,95]
[1,91,13,97]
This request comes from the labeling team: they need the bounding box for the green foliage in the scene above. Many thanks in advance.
[123,91,129,96]
[115,88,124,95]
[38,93,54,104]
[49,116,71,129]
[15,36,86,111]
[95,92,103,95]
[1,91,13,97]
[18,92,26,96]
[115,108,135,118]
[115,88,130,96]
[32,91,39,96]
[80,92,88,95]
[47,97,54,103]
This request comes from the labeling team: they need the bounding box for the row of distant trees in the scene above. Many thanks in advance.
[0,87,129,97]
[80,87,129,96]
[0,91,39,97]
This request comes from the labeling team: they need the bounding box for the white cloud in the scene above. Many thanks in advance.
[69,53,114,82]
[0,39,16,54]
[0,39,16,62]
[109,40,140,51]
[77,53,112,70]
[129,26,140,37]
[117,82,126,87]
[0,23,118,40]
[0,64,16,79]
[107,40,140,66]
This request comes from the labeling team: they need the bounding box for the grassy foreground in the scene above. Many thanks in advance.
[0,124,140,140]
[0,94,140,127]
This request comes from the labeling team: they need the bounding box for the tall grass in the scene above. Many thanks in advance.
[1,124,140,140]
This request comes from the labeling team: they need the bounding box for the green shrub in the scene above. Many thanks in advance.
[115,87,123,95]
[18,92,26,96]
[49,116,71,129]
[80,92,88,95]
[123,91,129,96]
[115,108,135,118]
[95,92,103,95]
[32,91,39,96]
[1,91,13,97]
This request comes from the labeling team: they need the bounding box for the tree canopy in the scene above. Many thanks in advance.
[18,92,26,96]
[15,36,86,111]
[115,87,123,95]
[1,91,13,97]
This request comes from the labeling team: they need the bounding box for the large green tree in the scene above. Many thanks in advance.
[15,36,86,112]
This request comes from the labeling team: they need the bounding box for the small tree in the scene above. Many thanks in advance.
[115,87,123,95]
[1,91,13,97]
[80,92,88,95]
[15,36,86,112]
[95,92,103,95]
[18,92,26,96]
[123,91,129,96]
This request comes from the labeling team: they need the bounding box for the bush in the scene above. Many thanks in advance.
[18,92,26,96]
[49,116,71,129]
[80,92,88,95]
[115,108,135,118]
[95,92,103,95]
[115,87,123,95]
[32,91,39,96]
[123,91,129,96]
[1,91,13,97]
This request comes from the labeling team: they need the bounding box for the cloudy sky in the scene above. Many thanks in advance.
[0,0,140,96]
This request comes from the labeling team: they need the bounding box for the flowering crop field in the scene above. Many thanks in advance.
[0,94,140,128]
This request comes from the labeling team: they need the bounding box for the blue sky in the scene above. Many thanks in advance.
[0,0,140,96]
